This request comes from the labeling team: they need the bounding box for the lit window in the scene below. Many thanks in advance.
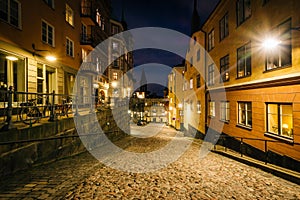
[209,101,215,117]
[0,0,21,28]
[96,10,105,30]
[238,102,252,127]
[197,101,201,114]
[220,55,229,82]
[220,13,229,40]
[220,101,230,122]
[237,42,251,78]
[66,37,74,57]
[237,0,251,26]
[112,42,119,51]
[113,72,118,80]
[265,19,291,71]
[65,4,74,26]
[208,64,215,86]
[266,103,293,139]
[190,78,193,89]
[208,29,215,51]
[42,20,54,46]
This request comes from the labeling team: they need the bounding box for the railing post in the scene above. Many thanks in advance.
[3,86,16,130]
[48,90,56,122]
[240,138,243,157]
[265,140,268,164]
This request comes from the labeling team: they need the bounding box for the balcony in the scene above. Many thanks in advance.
[80,3,96,25]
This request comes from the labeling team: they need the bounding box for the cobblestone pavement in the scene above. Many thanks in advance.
[0,125,300,199]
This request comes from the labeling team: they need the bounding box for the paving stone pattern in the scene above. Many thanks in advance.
[0,126,300,199]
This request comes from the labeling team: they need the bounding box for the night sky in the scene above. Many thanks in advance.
[110,0,220,96]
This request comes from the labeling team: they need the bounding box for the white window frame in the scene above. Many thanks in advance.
[0,0,22,28]
[66,37,74,57]
[208,29,215,51]
[208,64,215,86]
[65,4,74,26]
[238,102,252,128]
[42,20,55,47]
[220,101,230,122]
[209,101,215,117]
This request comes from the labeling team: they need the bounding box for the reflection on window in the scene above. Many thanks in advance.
[238,102,252,127]
[220,101,230,122]
[265,19,291,71]
[237,42,251,78]
[220,55,229,82]
[267,103,293,139]
[220,13,229,40]
[237,0,251,26]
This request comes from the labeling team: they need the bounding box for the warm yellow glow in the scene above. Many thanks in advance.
[46,56,57,61]
[262,38,281,50]
[6,56,18,61]
[282,124,289,129]
[169,106,173,111]
[111,81,118,88]
[178,103,183,108]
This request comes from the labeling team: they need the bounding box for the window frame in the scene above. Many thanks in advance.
[65,4,74,26]
[265,103,293,140]
[0,0,22,28]
[208,64,215,86]
[43,0,54,8]
[209,101,216,118]
[219,13,229,41]
[208,29,215,51]
[220,55,230,82]
[220,101,230,122]
[66,37,74,57]
[237,101,252,128]
[264,19,292,71]
[237,42,251,78]
[42,20,55,47]
[236,0,251,26]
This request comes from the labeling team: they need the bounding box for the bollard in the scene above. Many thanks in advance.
[2,86,16,130]
[48,90,56,122]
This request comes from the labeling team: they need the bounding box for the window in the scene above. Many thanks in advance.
[208,29,215,51]
[237,0,251,26]
[197,101,201,114]
[209,101,215,117]
[43,0,54,8]
[112,41,119,51]
[96,10,105,30]
[208,64,215,86]
[197,49,200,61]
[0,0,21,28]
[237,42,251,78]
[238,102,252,127]
[220,55,229,82]
[220,101,230,122]
[65,4,74,26]
[265,19,291,71]
[266,103,293,139]
[220,13,229,40]
[42,20,54,46]
[190,57,193,67]
[196,74,200,88]
[190,78,193,89]
[183,80,187,91]
[113,72,118,80]
[66,37,74,57]
[112,25,119,35]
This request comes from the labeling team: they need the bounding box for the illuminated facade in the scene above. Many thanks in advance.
[199,0,300,161]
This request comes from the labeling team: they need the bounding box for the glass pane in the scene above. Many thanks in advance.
[281,116,293,138]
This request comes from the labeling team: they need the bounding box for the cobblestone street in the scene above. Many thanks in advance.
[0,124,300,199]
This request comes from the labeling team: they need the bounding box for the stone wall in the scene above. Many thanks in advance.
[0,106,130,176]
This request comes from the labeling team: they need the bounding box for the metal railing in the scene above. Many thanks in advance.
[0,88,111,130]
[214,135,300,165]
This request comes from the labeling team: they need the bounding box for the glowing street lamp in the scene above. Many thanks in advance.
[262,38,281,50]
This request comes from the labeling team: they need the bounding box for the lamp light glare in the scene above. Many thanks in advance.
[6,56,18,61]
[46,56,57,61]
[262,38,281,49]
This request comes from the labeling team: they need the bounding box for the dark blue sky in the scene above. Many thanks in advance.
[110,0,220,95]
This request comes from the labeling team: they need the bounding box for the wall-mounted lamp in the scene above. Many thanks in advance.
[262,38,281,50]
[32,43,56,62]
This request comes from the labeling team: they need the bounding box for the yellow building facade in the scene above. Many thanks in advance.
[201,0,300,162]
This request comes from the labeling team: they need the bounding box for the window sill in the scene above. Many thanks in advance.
[236,74,251,80]
[263,65,291,73]
[220,120,229,124]
[264,132,294,144]
[236,124,252,131]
